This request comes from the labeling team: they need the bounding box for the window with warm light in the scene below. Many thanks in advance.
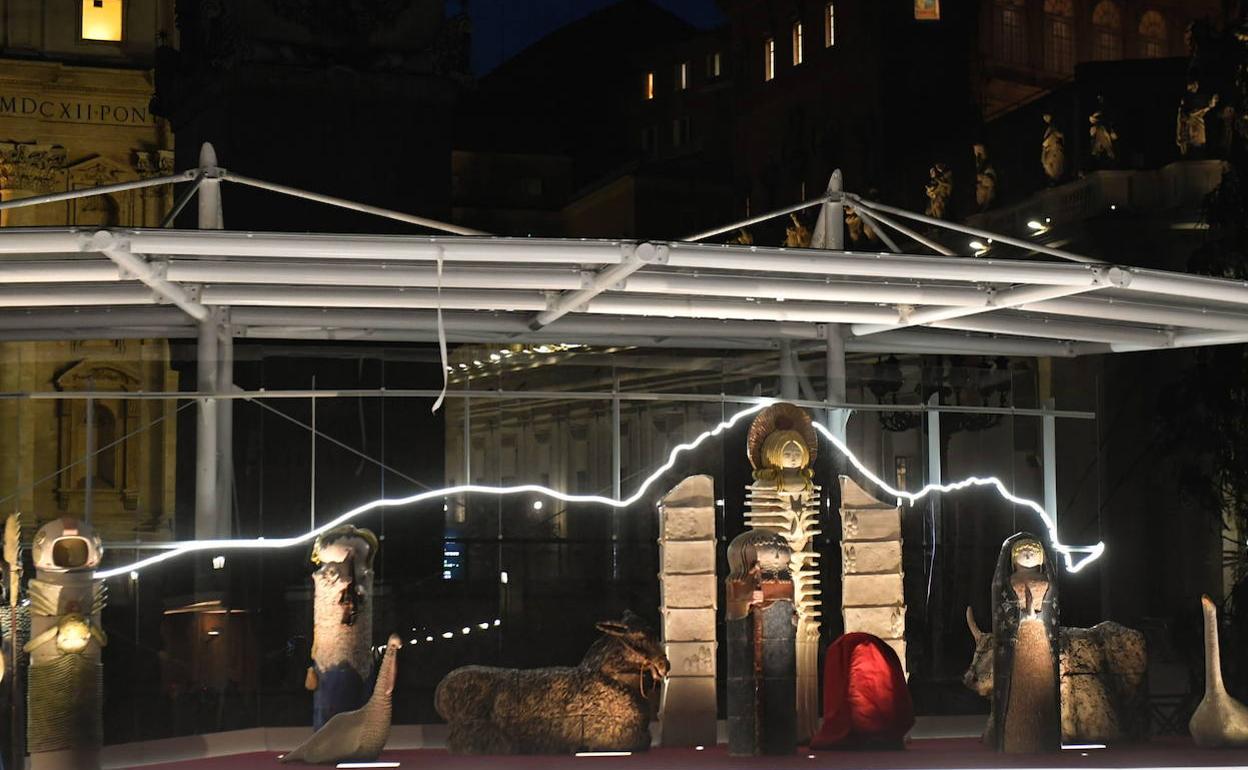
[993,0,1028,65]
[644,71,655,100]
[706,51,722,78]
[1139,10,1167,58]
[1091,0,1122,60]
[81,0,123,42]
[676,61,689,90]
[764,38,775,81]
[1044,0,1075,74]
[792,21,803,65]
[825,3,835,47]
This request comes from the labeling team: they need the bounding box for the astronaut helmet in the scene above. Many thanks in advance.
[32,517,103,573]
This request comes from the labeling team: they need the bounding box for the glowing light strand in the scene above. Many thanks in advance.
[97,400,1104,578]
[811,421,1104,573]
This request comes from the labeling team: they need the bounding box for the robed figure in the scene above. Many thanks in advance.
[991,532,1060,754]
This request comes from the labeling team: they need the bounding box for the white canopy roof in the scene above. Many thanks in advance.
[1,161,1245,357]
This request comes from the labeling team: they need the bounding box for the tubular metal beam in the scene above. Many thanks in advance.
[850,278,1124,337]
[0,171,195,212]
[846,200,956,256]
[850,195,1103,265]
[96,234,210,322]
[684,196,833,242]
[224,172,489,236]
[530,242,668,329]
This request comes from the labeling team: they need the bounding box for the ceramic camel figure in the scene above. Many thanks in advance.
[281,634,402,764]
[1190,595,1248,749]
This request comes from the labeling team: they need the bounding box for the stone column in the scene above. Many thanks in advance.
[656,475,717,748]
[838,476,906,675]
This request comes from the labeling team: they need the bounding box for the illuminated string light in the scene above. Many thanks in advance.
[810,421,1104,572]
[96,400,1104,578]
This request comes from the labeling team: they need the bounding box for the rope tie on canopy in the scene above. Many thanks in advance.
[432,245,448,413]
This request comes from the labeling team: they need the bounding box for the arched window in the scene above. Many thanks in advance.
[993,0,1028,65]
[1044,0,1075,74]
[1091,0,1123,60]
[92,404,117,488]
[1139,10,1167,58]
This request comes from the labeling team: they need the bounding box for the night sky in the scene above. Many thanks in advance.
[458,0,725,73]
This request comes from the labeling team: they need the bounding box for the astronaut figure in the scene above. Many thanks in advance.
[24,518,106,770]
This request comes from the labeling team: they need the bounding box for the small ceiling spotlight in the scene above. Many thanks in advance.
[1026,219,1049,234]
[212,556,226,570]
[442,631,454,639]
[478,622,490,630]
[426,636,434,642]
[532,500,544,511]
[969,240,990,256]
[461,627,471,635]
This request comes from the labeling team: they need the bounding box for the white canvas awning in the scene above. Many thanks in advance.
[0,162,1244,357]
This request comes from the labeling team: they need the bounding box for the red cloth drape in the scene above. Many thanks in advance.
[809,632,914,749]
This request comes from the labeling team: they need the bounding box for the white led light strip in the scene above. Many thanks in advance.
[98,400,1104,578]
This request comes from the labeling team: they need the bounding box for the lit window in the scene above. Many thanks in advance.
[825,4,836,47]
[1139,10,1167,58]
[914,0,941,21]
[764,38,776,81]
[706,51,722,78]
[81,0,123,42]
[792,22,803,65]
[992,0,1028,65]
[1091,0,1122,60]
[644,71,655,100]
[1043,0,1075,74]
[676,61,689,90]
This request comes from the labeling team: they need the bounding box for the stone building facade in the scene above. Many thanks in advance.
[0,0,179,542]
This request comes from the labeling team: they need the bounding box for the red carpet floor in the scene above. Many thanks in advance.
[119,737,1248,769]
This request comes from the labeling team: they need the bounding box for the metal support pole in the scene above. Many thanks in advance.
[1043,397,1058,534]
[824,324,848,443]
[195,316,219,542]
[195,143,222,545]
[217,318,234,538]
[611,374,622,581]
[84,395,94,524]
[779,340,799,400]
[310,376,317,530]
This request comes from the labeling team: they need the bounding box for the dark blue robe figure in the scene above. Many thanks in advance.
[725,529,796,756]
[305,526,379,731]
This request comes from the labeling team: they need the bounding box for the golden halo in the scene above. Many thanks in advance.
[747,402,817,469]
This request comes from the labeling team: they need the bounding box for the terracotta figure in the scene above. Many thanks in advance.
[1177,81,1219,156]
[435,611,668,754]
[784,214,811,247]
[725,529,797,756]
[924,163,952,219]
[965,608,1147,743]
[1189,595,1248,747]
[282,634,403,764]
[991,533,1060,754]
[973,144,997,211]
[24,518,106,770]
[1088,99,1119,163]
[1041,114,1065,183]
[307,526,379,730]
[745,403,822,743]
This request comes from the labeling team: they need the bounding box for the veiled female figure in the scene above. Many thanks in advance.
[991,533,1061,753]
